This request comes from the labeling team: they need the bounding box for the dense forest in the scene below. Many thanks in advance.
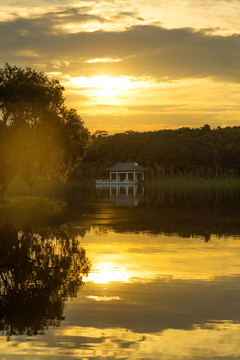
[73,125,240,181]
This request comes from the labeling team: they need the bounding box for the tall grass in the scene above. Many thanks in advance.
[146,175,240,191]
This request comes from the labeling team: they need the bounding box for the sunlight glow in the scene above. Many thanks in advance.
[87,295,121,301]
[86,58,121,63]
[60,22,103,33]
[70,75,136,98]
[87,263,130,284]
[82,230,240,282]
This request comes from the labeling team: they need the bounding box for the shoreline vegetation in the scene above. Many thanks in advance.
[5,174,240,199]
[2,175,240,208]
[0,195,64,226]
[2,178,240,241]
[6,175,240,194]
[146,175,240,191]
[72,124,240,183]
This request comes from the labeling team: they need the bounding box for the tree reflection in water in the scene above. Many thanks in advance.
[0,224,90,338]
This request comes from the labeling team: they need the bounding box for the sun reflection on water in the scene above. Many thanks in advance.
[87,263,131,283]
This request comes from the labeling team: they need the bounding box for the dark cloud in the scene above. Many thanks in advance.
[1,10,240,82]
[0,7,105,42]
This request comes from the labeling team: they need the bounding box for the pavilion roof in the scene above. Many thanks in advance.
[106,162,147,172]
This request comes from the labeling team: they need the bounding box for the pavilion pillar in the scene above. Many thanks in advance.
[142,172,144,181]
[116,171,119,182]
[133,171,136,182]
[110,172,112,181]
[125,172,129,182]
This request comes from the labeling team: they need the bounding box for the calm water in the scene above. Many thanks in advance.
[1,185,240,359]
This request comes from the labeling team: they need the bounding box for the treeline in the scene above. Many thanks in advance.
[73,125,240,181]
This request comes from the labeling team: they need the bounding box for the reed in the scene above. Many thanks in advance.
[145,175,240,191]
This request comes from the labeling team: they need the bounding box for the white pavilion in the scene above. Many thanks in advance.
[105,162,147,183]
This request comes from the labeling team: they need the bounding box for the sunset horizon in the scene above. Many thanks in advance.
[1,0,240,133]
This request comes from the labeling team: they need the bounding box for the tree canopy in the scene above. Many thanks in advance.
[0,64,90,198]
[73,125,240,181]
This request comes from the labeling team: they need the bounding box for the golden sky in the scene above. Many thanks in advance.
[1,0,240,133]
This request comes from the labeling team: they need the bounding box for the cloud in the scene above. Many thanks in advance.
[77,25,240,82]
[112,11,144,21]
[1,11,240,83]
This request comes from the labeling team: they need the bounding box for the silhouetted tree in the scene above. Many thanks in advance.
[0,64,90,199]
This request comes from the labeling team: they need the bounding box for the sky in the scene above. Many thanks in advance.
[1,0,240,133]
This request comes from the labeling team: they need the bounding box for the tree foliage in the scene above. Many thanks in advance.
[0,64,90,198]
[74,125,240,180]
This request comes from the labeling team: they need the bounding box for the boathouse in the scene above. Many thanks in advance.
[105,162,146,183]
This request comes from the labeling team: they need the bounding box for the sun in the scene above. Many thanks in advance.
[69,75,135,100]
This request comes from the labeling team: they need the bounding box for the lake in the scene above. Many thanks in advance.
[1,184,240,359]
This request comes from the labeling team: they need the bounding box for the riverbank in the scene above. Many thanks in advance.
[3,176,240,224]
[0,196,64,226]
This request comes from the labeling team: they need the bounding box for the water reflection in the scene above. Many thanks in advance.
[50,322,240,359]
[56,229,240,360]
[2,184,240,359]
[23,181,240,240]
[96,184,145,206]
[63,185,240,240]
[0,224,90,339]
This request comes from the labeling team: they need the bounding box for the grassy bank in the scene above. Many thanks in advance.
[0,196,64,226]
[1,179,96,226]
